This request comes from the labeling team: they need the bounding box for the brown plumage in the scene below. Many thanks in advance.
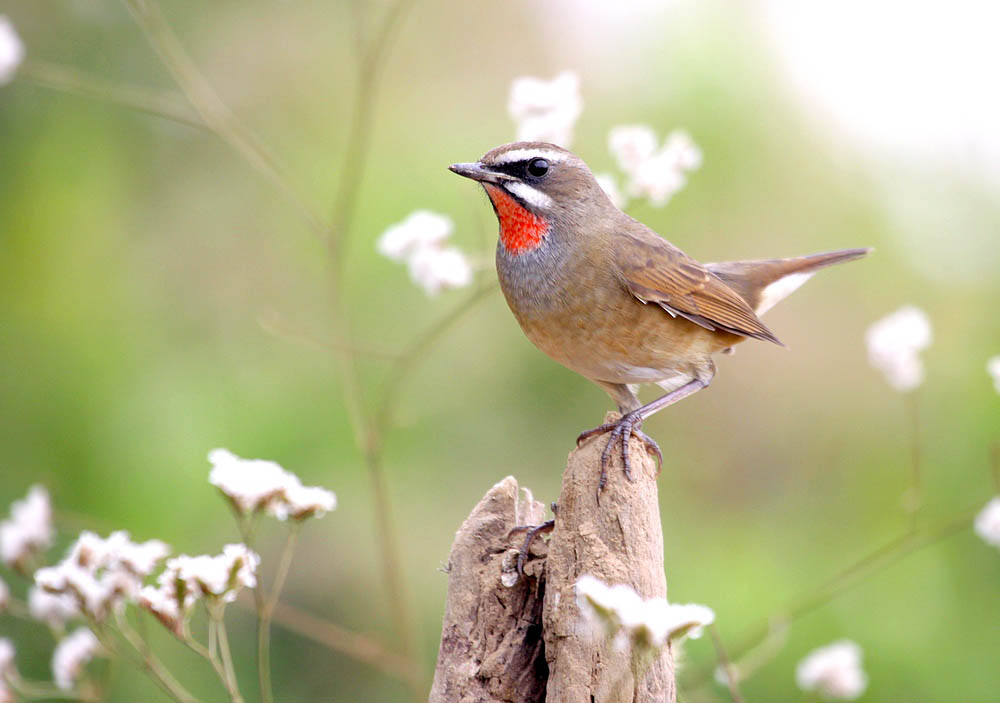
[450,141,870,487]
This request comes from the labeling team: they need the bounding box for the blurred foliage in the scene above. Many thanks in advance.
[1,1,998,702]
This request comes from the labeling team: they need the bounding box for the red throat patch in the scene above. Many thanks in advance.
[484,184,549,255]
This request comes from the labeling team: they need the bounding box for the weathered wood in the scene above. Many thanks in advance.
[431,416,674,702]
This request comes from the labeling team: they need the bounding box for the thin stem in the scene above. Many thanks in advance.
[234,597,418,684]
[18,60,203,129]
[114,611,197,703]
[683,510,974,690]
[903,392,923,523]
[708,624,744,703]
[121,0,328,238]
[257,525,301,703]
[211,613,246,703]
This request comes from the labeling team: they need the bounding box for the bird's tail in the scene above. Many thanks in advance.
[707,248,871,316]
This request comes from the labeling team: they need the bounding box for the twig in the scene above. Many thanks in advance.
[257,524,301,703]
[120,0,329,238]
[210,613,246,703]
[113,611,197,703]
[708,624,744,703]
[682,510,974,691]
[18,60,203,129]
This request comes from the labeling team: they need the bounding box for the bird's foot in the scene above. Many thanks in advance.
[507,506,557,576]
[576,411,663,492]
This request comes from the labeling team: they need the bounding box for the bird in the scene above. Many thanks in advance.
[449,141,869,490]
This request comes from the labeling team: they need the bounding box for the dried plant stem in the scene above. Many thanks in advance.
[256,525,301,703]
[211,615,246,703]
[708,624,744,703]
[18,60,202,129]
[99,617,196,703]
[120,0,328,238]
[684,510,974,691]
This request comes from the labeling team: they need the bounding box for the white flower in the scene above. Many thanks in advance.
[508,71,582,147]
[0,577,8,613]
[208,448,337,521]
[168,543,259,604]
[0,16,25,85]
[987,356,1000,394]
[52,629,101,691]
[608,125,658,174]
[594,173,626,209]
[1,485,54,568]
[377,211,454,262]
[273,483,337,521]
[865,306,932,392]
[28,586,80,625]
[974,496,1000,549]
[575,575,714,652]
[0,638,14,674]
[407,245,472,296]
[34,531,170,621]
[609,127,703,207]
[796,640,868,700]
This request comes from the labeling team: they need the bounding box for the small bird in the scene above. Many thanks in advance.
[450,141,869,488]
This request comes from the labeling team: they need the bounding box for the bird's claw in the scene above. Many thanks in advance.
[577,411,663,493]
[507,519,555,576]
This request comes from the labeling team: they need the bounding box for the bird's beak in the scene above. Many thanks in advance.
[448,162,513,184]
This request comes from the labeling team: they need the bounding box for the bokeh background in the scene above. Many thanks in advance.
[2,1,999,701]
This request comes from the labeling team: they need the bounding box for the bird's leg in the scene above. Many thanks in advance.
[577,379,706,490]
[507,502,557,576]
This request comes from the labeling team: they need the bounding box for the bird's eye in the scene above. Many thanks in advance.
[526,158,550,178]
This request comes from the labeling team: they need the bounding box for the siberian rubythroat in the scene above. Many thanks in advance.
[450,142,869,488]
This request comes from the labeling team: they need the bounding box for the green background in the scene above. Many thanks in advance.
[1,1,998,701]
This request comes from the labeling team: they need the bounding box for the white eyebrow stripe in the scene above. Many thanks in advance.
[505,181,554,209]
[490,148,568,165]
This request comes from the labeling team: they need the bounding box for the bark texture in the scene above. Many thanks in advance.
[431,413,674,702]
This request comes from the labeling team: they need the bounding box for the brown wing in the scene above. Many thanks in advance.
[614,231,783,345]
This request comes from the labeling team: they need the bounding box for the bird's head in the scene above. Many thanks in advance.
[449,142,613,255]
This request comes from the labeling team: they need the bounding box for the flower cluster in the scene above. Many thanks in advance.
[0,16,24,85]
[865,305,932,392]
[508,71,582,147]
[975,497,1000,550]
[138,543,259,633]
[796,640,868,700]
[208,448,337,520]
[52,629,101,691]
[376,211,472,297]
[0,485,54,570]
[34,531,170,622]
[575,575,715,652]
[598,125,703,209]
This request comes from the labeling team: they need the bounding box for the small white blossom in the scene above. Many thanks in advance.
[35,531,169,622]
[508,71,582,147]
[52,628,101,691]
[0,16,25,85]
[28,586,80,625]
[796,640,868,700]
[594,172,626,209]
[168,543,259,604]
[0,576,8,613]
[0,638,14,674]
[608,125,658,174]
[273,483,337,521]
[209,448,295,514]
[974,496,1000,549]
[407,245,472,296]
[208,448,337,521]
[865,306,932,392]
[576,575,714,652]
[1,485,54,568]
[377,211,454,262]
[987,356,1000,394]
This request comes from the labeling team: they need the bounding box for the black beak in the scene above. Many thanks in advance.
[448,162,513,184]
